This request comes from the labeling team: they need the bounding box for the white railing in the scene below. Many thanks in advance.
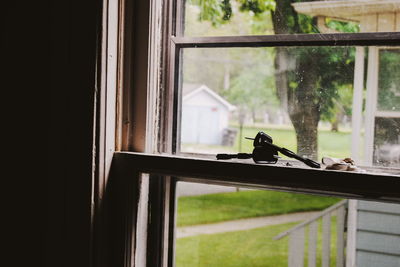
[274,199,348,267]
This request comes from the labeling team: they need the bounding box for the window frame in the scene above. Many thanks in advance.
[115,152,400,200]
[95,0,400,267]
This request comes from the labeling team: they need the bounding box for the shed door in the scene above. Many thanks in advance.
[181,105,220,145]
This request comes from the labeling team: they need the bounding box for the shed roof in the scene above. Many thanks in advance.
[182,83,203,96]
[182,84,237,111]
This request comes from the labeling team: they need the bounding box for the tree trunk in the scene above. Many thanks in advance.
[331,110,343,132]
[331,119,339,132]
[252,109,256,124]
[287,58,320,160]
[290,106,319,160]
[274,49,320,160]
[272,0,320,161]
[273,47,290,113]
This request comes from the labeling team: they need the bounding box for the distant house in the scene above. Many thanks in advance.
[181,84,236,145]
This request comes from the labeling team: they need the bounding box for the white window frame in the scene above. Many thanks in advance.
[93,0,400,267]
[364,46,400,165]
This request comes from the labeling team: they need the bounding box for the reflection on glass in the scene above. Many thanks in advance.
[179,46,400,169]
[174,182,400,267]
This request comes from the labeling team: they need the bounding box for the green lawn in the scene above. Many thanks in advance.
[182,125,355,160]
[177,190,340,227]
[176,218,339,267]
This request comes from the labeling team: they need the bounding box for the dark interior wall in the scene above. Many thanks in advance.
[47,1,101,266]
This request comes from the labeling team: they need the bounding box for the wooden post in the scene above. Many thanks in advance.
[289,228,305,267]
[364,46,379,165]
[346,200,358,267]
[322,214,331,267]
[308,221,318,267]
[336,206,346,267]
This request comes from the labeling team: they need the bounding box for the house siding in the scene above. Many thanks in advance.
[357,251,400,267]
[356,201,400,267]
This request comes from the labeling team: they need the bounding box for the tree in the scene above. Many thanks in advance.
[377,49,400,112]
[321,84,354,132]
[224,59,278,123]
[188,0,355,160]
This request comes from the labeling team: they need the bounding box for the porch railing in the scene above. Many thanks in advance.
[274,199,348,267]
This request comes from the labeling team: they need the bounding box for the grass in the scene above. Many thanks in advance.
[178,124,347,266]
[177,190,340,227]
[233,126,352,159]
[182,124,355,160]
[176,218,339,267]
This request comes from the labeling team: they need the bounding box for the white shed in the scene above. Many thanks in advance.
[181,84,236,145]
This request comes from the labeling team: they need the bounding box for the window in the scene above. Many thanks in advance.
[99,0,400,267]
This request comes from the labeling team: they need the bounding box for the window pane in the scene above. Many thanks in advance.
[178,46,400,169]
[174,181,400,267]
[378,49,400,112]
[181,0,400,37]
[374,117,400,167]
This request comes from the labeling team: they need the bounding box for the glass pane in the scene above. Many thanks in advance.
[378,49,400,112]
[181,0,400,37]
[174,181,400,267]
[374,117,400,167]
[373,48,400,167]
[177,46,400,170]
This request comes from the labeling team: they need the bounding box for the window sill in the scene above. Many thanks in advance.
[114,152,400,203]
